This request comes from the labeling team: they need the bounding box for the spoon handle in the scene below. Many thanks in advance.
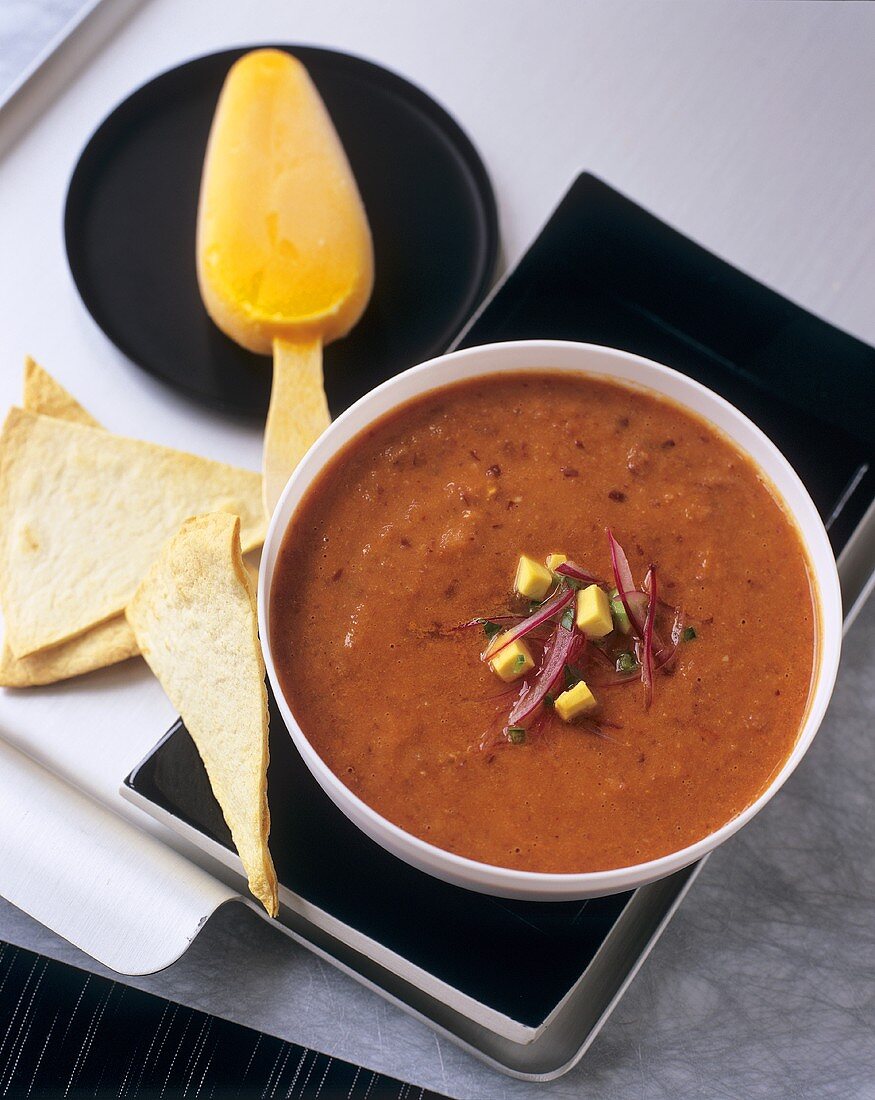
[263,336,329,517]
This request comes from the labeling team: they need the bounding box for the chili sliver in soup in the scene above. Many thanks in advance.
[270,372,817,873]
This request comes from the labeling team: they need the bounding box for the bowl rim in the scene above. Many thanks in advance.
[258,339,843,898]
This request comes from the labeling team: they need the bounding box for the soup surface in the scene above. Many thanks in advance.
[271,372,816,872]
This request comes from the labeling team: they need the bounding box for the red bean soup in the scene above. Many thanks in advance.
[270,372,817,873]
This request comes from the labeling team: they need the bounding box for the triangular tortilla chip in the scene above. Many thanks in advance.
[0,408,266,657]
[0,360,140,686]
[0,617,139,687]
[23,356,100,428]
[126,512,277,916]
[0,362,262,685]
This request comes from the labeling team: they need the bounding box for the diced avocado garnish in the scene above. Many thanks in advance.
[554,680,598,721]
[575,585,613,638]
[514,555,553,600]
[489,638,535,682]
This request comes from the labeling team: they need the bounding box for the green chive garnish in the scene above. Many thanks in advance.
[683,626,697,641]
[507,726,526,744]
[483,620,502,639]
[560,606,575,630]
[513,653,527,672]
[616,651,638,674]
[564,665,581,689]
[543,692,555,707]
[609,587,631,633]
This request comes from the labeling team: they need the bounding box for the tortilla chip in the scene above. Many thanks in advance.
[0,361,141,685]
[0,408,266,658]
[23,357,100,427]
[0,362,262,685]
[126,512,278,917]
[0,556,258,689]
[0,617,139,687]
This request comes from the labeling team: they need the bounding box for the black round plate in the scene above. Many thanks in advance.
[64,46,499,419]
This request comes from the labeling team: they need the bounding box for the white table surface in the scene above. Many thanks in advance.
[0,2,873,1097]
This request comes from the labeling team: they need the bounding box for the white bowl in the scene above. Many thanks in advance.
[258,341,842,901]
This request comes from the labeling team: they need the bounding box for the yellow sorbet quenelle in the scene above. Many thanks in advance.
[197,48,373,352]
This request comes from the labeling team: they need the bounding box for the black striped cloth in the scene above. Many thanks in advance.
[0,942,442,1098]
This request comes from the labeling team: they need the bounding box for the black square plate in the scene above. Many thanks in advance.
[124,173,875,1077]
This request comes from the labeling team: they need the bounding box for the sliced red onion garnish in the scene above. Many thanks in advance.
[576,718,623,743]
[606,529,648,638]
[641,564,657,708]
[482,584,575,661]
[591,671,638,688]
[652,606,685,672]
[606,528,634,591]
[606,529,677,663]
[554,560,599,585]
[588,646,639,687]
[507,623,582,726]
[586,644,616,669]
[455,613,526,631]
